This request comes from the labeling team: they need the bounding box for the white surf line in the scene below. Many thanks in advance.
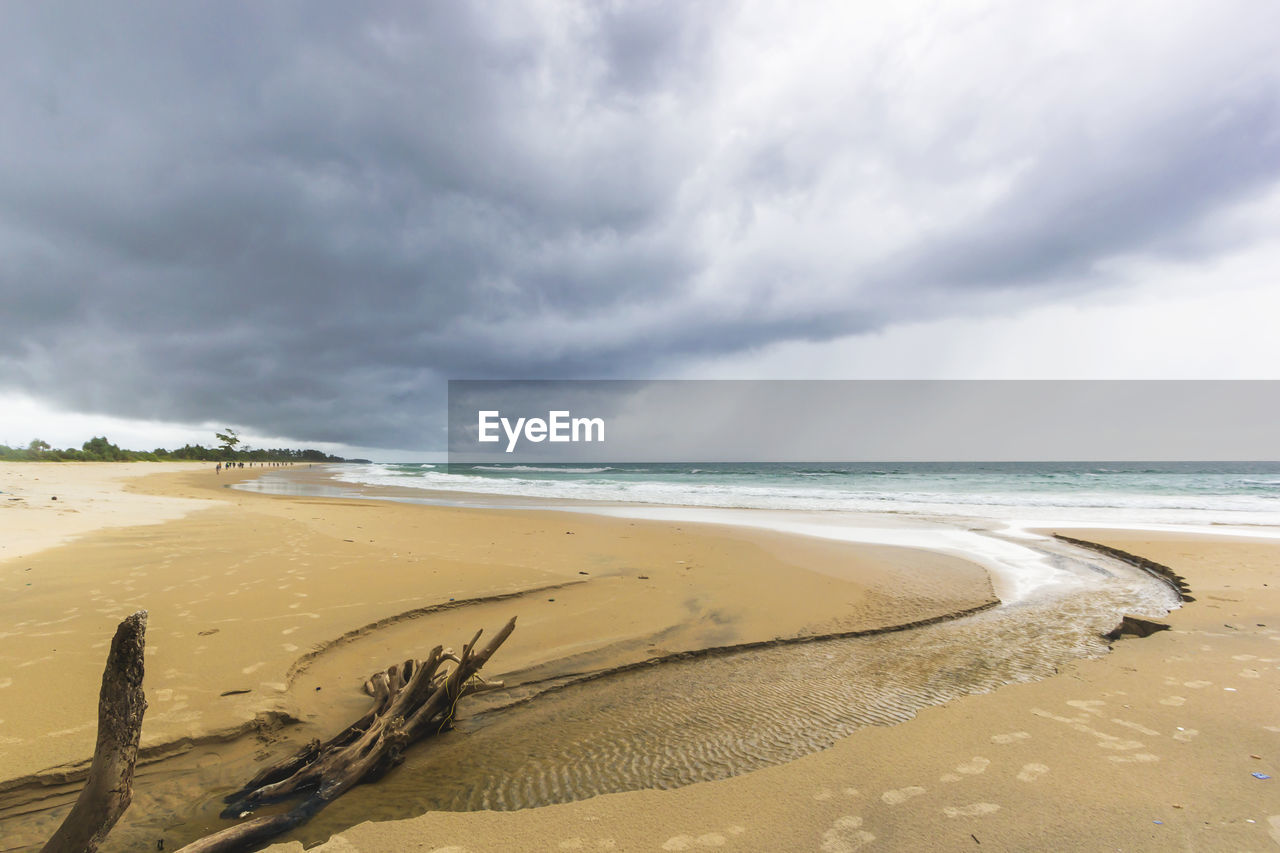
[247,466,1280,599]
[246,468,1078,602]
[560,505,1075,604]
[1000,519,1280,542]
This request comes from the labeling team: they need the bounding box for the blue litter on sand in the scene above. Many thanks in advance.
[1252,772,1271,780]
[1153,820,1163,825]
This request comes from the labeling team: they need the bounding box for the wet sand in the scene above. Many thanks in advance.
[264,530,1280,853]
[0,463,997,849]
[4,464,1275,851]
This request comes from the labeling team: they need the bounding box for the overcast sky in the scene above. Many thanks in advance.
[2,2,1279,458]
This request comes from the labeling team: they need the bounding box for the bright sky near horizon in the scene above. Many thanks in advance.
[2,2,1279,458]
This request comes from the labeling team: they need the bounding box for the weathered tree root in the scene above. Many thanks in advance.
[41,611,148,853]
[174,616,516,853]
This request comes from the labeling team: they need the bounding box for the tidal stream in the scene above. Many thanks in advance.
[2,536,1178,852]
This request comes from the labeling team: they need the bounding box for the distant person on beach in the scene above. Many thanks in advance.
[216,463,221,474]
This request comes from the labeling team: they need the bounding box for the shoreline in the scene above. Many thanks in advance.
[1,462,1001,849]
[3,464,1274,851]
[242,463,1280,603]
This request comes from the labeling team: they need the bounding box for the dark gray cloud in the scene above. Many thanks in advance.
[1,2,1278,450]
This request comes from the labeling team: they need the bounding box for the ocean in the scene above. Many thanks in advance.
[329,460,1280,528]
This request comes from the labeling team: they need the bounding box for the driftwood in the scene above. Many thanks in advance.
[174,616,517,853]
[41,611,149,853]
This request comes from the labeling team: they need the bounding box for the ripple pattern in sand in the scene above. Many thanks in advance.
[303,561,1176,834]
[43,545,1176,851]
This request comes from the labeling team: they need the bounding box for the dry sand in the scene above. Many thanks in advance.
[263,531,1280,853]
[0,461,217,565]
[2,465,1276,851]
[1,463,995,850]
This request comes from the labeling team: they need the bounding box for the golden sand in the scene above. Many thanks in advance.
[266,531,1280,853]
[3,464,1275,851]
[1,463,994,850]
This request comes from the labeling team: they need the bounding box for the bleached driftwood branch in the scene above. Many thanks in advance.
[174,616,517,853]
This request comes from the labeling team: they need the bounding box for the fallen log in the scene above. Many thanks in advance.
[41,611,148,853]
[175,616,517,853]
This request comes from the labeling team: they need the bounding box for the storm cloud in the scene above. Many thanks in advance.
[2,1,1278,450]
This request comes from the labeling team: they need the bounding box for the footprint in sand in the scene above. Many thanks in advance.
[1017,763,1049,782]
[1108,753,1160,763]
[1239,669,1260,678]
[942,803,1001,818]
[1159,696,1186,707]
[0,678,12,689]
[241,662,265,674]
[1172,728,1198,742]
[1111,718,1160,736]
[991,731,1030,744]
[956,757,990,776]
[813,788,835,801]
[661,833,729,850]
[1066,700,1105,716]
[1183,680,1212,689]
[820,815,875,853]
[1096,738,1145,752]
[558,839,617,850]
[881,786,926,805]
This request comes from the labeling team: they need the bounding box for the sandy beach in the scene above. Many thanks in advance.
[1,464,1276,851]
[276,530,1273,853]
[7,4,1278,851]
[1,463,992,849]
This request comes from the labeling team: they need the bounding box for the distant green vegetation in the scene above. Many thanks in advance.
[0,435,362,463]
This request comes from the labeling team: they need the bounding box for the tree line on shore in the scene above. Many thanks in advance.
[0,435,366,463]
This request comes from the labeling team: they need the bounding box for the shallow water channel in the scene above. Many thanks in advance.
[5,537,1178,852]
